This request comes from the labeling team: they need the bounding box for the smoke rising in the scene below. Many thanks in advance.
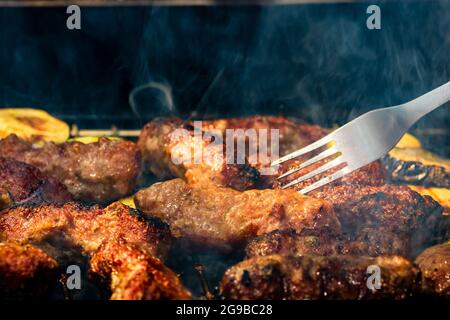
[0,2,448,153]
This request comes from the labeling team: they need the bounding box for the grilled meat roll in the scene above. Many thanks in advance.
[220,254,420,300]
[264,184,446,257]
[415,243,450,297]
[138,116,326,190]
[0,202,190,300]
[245,228,411,259]
[135,178,339,247]
[0,242,58,299]
[0,135,141,203]
[138,118,259,191]
[310,185,446,253]
[0,157,72,210]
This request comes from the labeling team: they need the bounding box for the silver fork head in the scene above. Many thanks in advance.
[273,81,450,194]
[273,135,351,194]
[272,108,403,194]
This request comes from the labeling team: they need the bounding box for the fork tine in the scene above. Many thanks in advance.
[297,166,351,194]
[281,157,344,189]
[271,135,333,166]
[277,147,339,179]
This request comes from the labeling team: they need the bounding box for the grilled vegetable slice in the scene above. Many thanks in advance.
[118,196,136,209]
[383,148,449,188]
[408,185,450,213]
[0,108,69,143]
[68,136,122,144]
[396,133,422,149]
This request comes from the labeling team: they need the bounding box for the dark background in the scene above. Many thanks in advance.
[0,1,448,140]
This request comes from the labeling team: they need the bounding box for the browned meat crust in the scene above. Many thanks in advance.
[245,230,338,258]
[134,178,340,247]
[220,254,420,300]
[0,202,190,300]
[0,135,141,203]
[0,157,72,210]
[90,241,191,300]
[138,116,327,190]
[415,243,450,297]
[0,242,58,299]
[311,185,445,250]
[246,228,411,259]
[0,202,169,257]
[310,185,439,230]
[138,118,260,191]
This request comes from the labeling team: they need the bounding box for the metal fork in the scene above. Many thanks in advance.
[272,81,450,194]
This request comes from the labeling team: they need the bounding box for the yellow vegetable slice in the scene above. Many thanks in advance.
[395,133,422,149]
[68,136,123,144]
[0,108,69,143]
[118,196,136,209]
[409,185,449,213]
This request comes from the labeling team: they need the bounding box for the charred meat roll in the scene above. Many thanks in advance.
[245,228,412,259]
[220,254,420,300]
[247,185,449,257]
[138,118,259,191]
[0,242,58,299]
[137,116,327,190]
[0,135,141,203]
[0,202,190,300]
[415,243,450,297]
[0,157,72,210]
[134,178,339,248]
[310,185,446,255]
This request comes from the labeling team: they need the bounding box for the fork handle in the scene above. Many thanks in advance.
[401,81,450,125]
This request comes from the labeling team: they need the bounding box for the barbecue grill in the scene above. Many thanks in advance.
[0,0,449,302]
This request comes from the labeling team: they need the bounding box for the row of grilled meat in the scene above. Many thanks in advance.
[0,116,449,299]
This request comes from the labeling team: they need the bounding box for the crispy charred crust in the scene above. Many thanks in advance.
[246,228,412,259]
[0,202,170,259]
[138,118,260,190]
[0,135,142,203]
[245,229,338,258]
[220,255,420,300]
[0,242,58,299]
[415,243,450,297]
[135,178,340,247]
[382,154,449,188]
[89,241,191,300]
[309,185,446,252]
[0,202,188,300]
[0,157,72,210]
